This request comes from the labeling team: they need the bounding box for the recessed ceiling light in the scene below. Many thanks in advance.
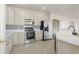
[42,6,46,10]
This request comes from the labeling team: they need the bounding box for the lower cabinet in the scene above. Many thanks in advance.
[13,32,25,45]
[57,40,79,54]
[19,32,26,44]
[13,32,19,45]
[6,34,14,54]
[6,43,12,54]
[35,30,42,41]
[6,32,25,53]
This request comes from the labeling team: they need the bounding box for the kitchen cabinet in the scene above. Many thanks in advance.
[34,12,40,25]
[23,10,30,19]
[6,7,25,25]
[6,34,14,54]
[13,32,19,45]
[13,32,25,45]
[24,10,35,25]
[18,32,25,44]
[24,10,35,19]
[14,8,24,25]
[15,8,24,25]
[6,42,12,54]
[6,6,15,25]
[35,30,42,41]
[34,12,48,25]
[57,40,79,54]
[28,11,35,19]
[24,10,48,26]
[6,6,48,26]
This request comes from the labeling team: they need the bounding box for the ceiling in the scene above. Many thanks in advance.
[7,4,79,19]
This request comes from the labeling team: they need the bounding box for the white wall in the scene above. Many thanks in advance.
[48,12,78,39]
[0,4,6,54]
[52,14,78,30]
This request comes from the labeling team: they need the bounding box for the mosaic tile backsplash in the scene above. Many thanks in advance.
[6,25,24,30]
[6,25,40,30]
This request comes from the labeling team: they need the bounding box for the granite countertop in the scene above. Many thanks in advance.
[0,30,25,45]
[56,31,79,46]
[6,29,41,38]
[6,29,25,37]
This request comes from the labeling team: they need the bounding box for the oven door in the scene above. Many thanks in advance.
[26,31,35,39]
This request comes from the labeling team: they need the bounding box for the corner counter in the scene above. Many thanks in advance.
[56,31,79,54]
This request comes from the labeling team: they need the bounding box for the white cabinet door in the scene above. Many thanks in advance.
[28,11,35,19]
[6,6,15,25]
[9,34,14,46]
[35,30,42,41]
[6,6,9,24]
[34,12,40,25]
[18,32,25,44]
[24,10,35,25]
[13,32,25,45]
[24,10,29,19]
[14,8,24,25]
[13,32,19,45]
[6,34,13,54]
[6,43,12,54]
[24,10,35,19]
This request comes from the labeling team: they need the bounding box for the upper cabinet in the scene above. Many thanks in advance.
[28,11,35,19]
[38,13,46,20]
[23,10,35,25]
[6,6,48,26]
[14,8,25,25]
[34,12,40,25]
[34,12,48,25]
[6,6,15,25]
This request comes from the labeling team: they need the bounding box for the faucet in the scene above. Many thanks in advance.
[68,25,77,35]
[68,25,75,32]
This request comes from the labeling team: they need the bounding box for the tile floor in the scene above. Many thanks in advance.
[11,40,55,54]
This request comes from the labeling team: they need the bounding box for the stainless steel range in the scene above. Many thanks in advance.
[24,27,35,43]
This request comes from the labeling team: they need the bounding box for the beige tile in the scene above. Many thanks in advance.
[11,40,55,54]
